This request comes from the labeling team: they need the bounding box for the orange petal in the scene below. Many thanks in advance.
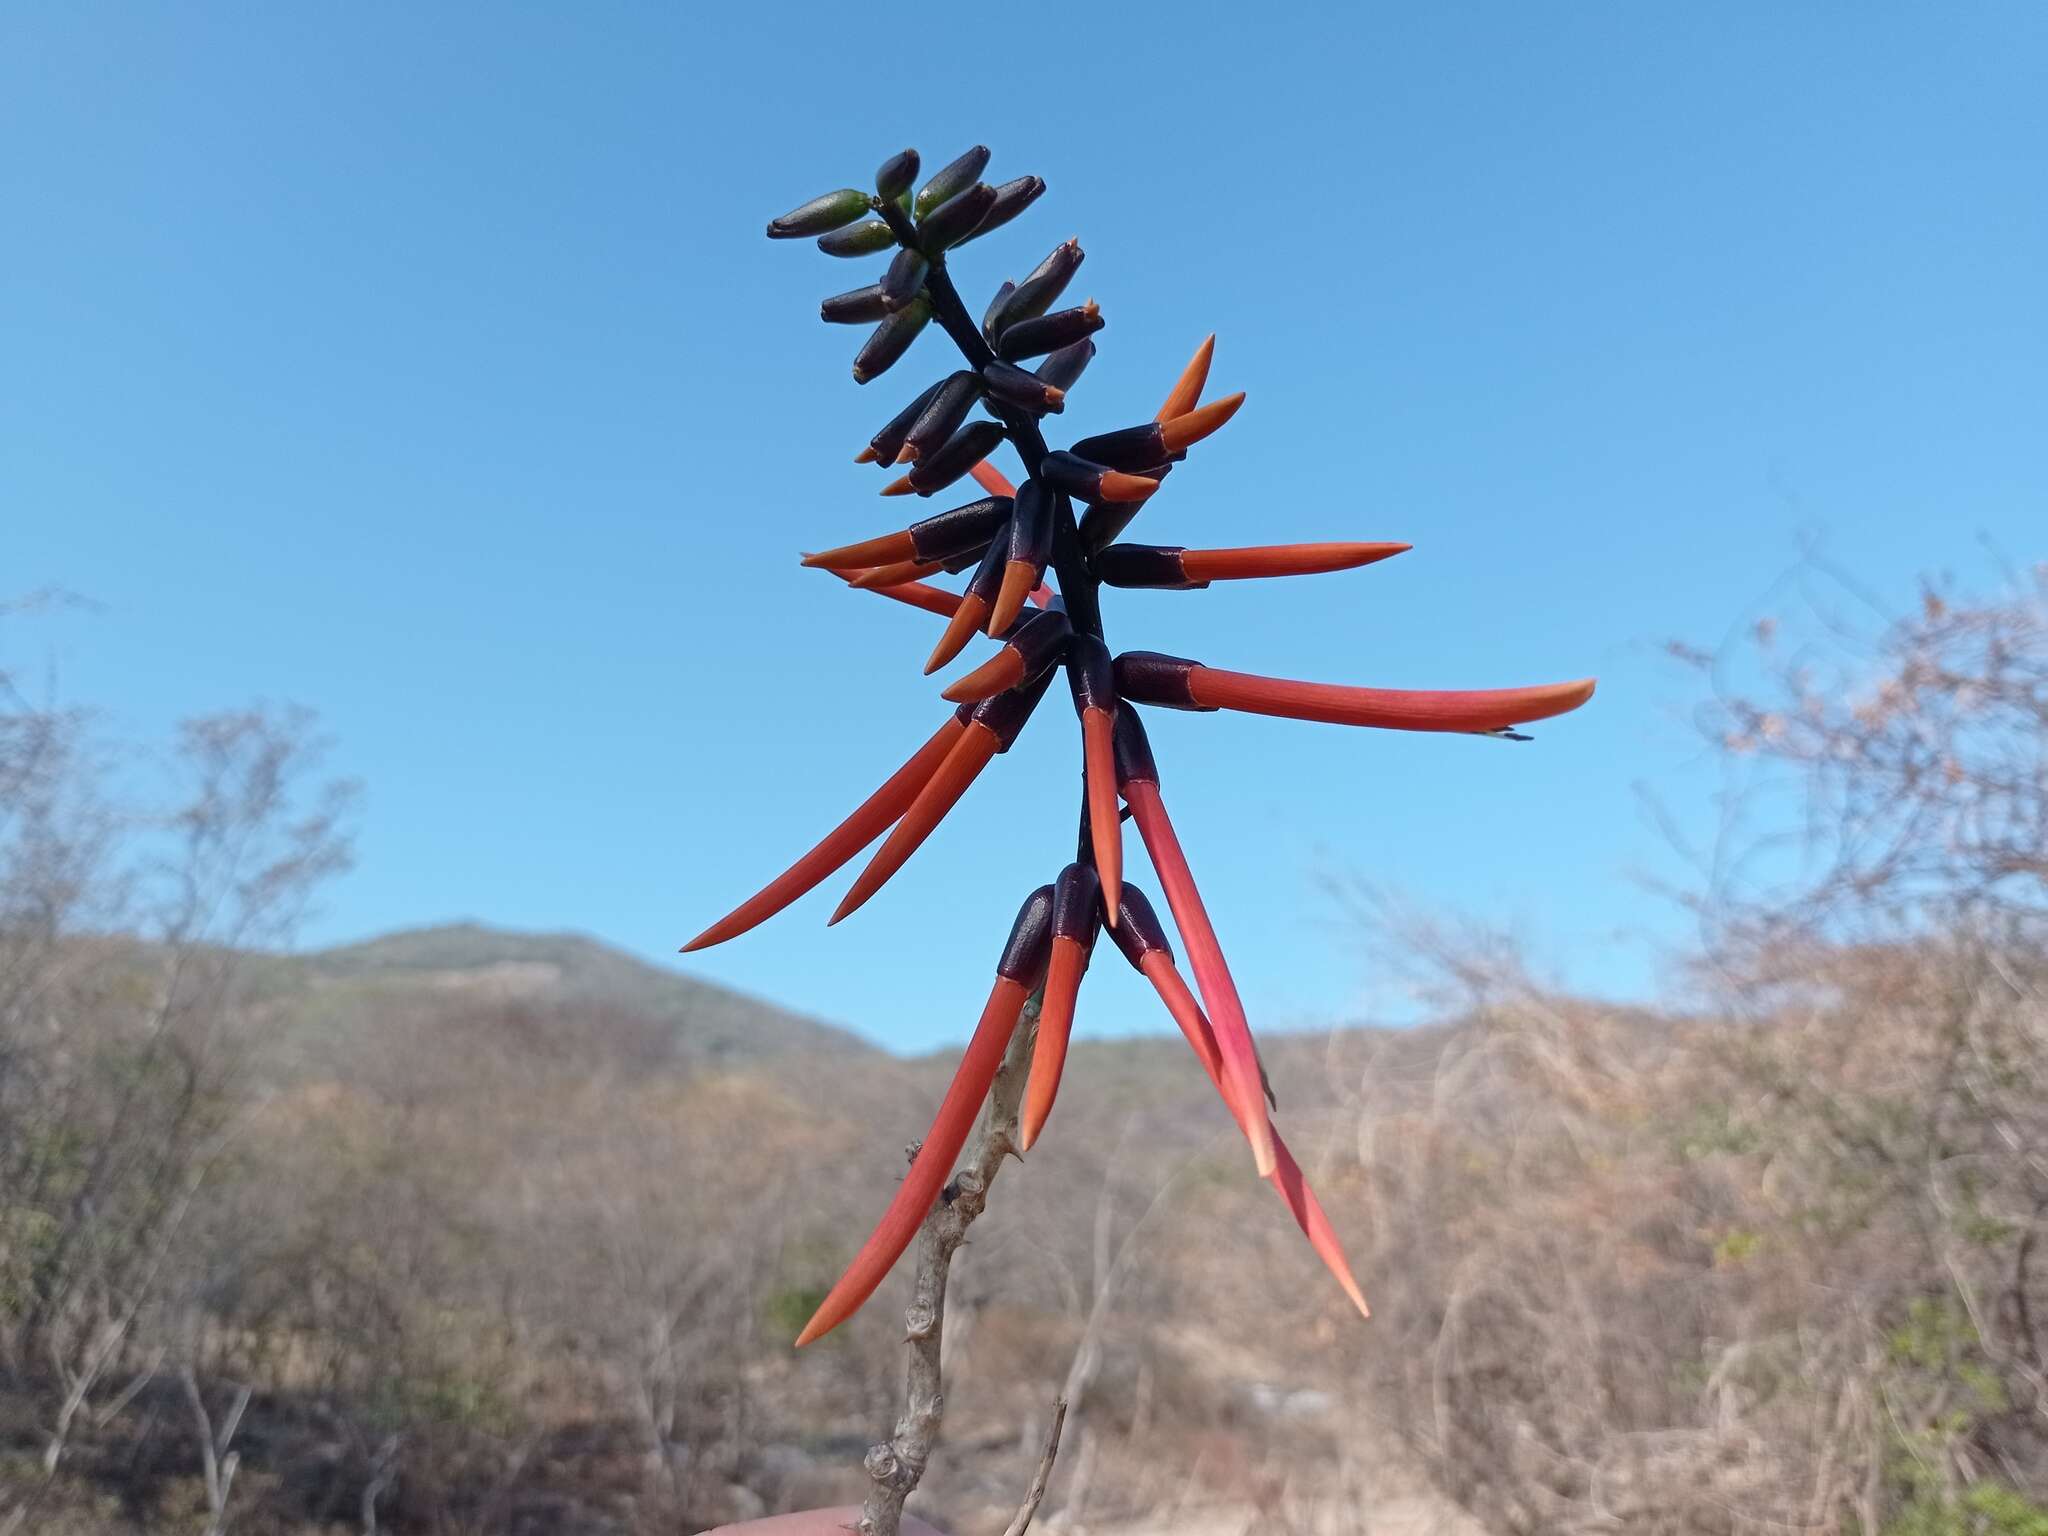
[924,594,990,674]
[830,722,1000,923]
[1269,1131,1371,1319]
[802,530,918,571]
[1019,935,1087,1151]
[1187,670,1598,732]
[1178,542,1410,583]
[1126,781,1275,1176]
[681,717,966,952]
[823,567,961,619]
[1099,471,1159,503]
[970,460,1018,497]
[1156,334,1216,422]
[1159,391,1245,454]
[1140,953,1370,1319]
[939,647,1026,704]
[850,557,946,590]
[796,975,1030,1345]
[1082,708,1122,924]
[988,559,1038,635]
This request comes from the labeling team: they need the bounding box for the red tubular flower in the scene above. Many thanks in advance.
[822,566,963,619]
[925,537,1010,674]
[848,557,947,590]
[1094,541,1411,590]
[1114,650,1598,734]
[1113,713,1276,1176]
[831,671,1054,925]
[1064,634,1123,924]
[1019,862,1100,1152]
[682,711,968,953]
[988,479,1053,632]
[721,144,1601,1341]
[803,496,1012,574]
[797,883,1054,1347]
[1155,333,1215,421]
[1106,885,1369,1317]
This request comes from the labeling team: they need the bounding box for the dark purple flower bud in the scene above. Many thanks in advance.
[1112,651,1212,713]
[881,248,929,311]
[851,298,933,384]
[1106,884,1174,969]
[914,145,992,220]
[1040,451,1156,504]
[817,220,897,257]
[821,284,893,325]
[982,359,1065,416]
[1036,339,1095,393]
[908,496,1012,563]
[955,175,1045,245]
[992,240,1083,331]
[982,281,1017,343]
[1051,862,1103,951]
[1091,543,1202,590]
[876,149,921,201]
[900,371,983,462]
[918,182,998,252]
[889,418,1007,497]
[862,377,946,465]
[997,301,1103,362]
[767,188,873,238]
[1111,706,1161,790]
[996,883,1058,987]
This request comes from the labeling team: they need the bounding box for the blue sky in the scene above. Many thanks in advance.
[5,3,2043,1051]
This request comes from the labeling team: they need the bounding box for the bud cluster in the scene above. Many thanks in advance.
[698,144,1599,1345]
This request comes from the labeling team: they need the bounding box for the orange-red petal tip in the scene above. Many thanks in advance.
[881,476,914,497]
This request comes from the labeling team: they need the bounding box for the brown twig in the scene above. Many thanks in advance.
[1001,1397,1068,1536]
[858,995,1042,1536]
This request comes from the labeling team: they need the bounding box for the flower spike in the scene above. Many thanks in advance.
[831,671,1054,924]
[682,711,968,953]
[989,480,1054,632]
[750,142,1601,1349]
[1114,712,1275,1175]
[1065,634,1123,923]
[796,882,1052,1347]
[1020,863,1101,1152]
[1093,541,1411,590]
[940,607,1072,704]
[1156,333,1216,421]
[1115,651,1598,733]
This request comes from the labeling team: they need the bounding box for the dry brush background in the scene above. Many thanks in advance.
[4,567,2046,1535]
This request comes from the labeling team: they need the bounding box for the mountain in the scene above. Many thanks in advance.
[245,921,874,1072]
